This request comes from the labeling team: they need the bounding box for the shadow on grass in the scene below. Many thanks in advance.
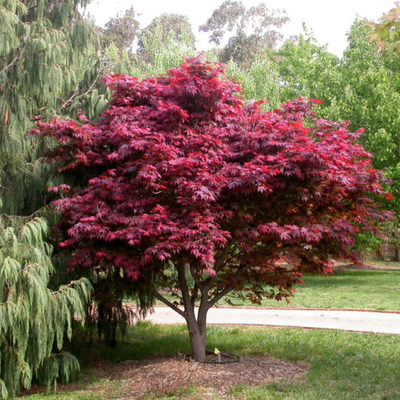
[300,269,400,288]
[70,322,192,367]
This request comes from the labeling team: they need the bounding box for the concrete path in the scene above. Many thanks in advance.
[144,306,400,335]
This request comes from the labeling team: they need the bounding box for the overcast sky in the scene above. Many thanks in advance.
[86,0,397,57]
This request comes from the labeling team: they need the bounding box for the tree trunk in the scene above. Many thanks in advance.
[182,295,209,362]
[395,246,400,262]
[187,318,207,362]
[177,262,210,362]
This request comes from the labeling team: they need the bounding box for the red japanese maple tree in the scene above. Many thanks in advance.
[32,58,391,361]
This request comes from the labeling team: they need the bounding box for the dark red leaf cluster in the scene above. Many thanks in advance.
[31,58,391,303]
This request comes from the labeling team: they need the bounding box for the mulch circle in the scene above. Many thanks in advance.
[91,354,308,399]
[21,354,308,399]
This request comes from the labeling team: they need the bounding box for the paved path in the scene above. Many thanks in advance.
[144,306,400,335]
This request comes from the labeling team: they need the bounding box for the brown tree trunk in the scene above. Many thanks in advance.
[181,287,209,362]
[395,246,400,262]
[177,262,210,362]
[186,316,207,362]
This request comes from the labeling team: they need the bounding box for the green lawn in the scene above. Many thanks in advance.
[217,268,400,311]
[150,268,400,311]
[21,323,400,399]
[20,266,400,399]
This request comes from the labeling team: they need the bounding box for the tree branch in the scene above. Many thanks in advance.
[189,262,201,287]
[60,61,117,110]
[189,263,201,306]
[177,262,195,314]
[151,288,186,318]
[214,244,232,273]
[190,283,199,307]
[208,264,246,308]
[1,47,26,75]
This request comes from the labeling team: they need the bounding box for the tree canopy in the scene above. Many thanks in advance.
[0,0,106,215]
[200,1,288,66]
[33,58,390,361]
[368,3,400,56]
[101,6,140,53]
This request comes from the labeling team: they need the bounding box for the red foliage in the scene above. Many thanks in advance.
[31,58,391,306]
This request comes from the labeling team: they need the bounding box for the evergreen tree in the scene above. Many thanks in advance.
[135,14,197,70]
[0,215,92,399]
[0,3,118,395]
[0,0,107,215]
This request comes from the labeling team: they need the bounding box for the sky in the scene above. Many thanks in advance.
[86,0,397,57]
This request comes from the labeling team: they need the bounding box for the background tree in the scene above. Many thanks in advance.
[368,2,400,56]
[228,20,400,257]
[200,1,288,66]
[101,6,140,54]
[0,0,146,378]
[33,59,390,362]
[225,30,341,112]
[137,14,196,63]
[0,0,109,215]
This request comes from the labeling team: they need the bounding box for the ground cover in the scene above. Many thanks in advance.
[20,323,400,399]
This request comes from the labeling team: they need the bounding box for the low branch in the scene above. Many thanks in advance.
[214,245,232,273]
[60,83,79,110]
[189,263,201,307]
[208,264,246,308]
[0,206,49,221]
[50,278,90,296]
[151,288,186,318]
[0,301,15,307]
[177,262,195,315]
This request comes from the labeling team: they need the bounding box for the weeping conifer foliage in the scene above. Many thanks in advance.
[0,215,92,399]
[0,0,109,215]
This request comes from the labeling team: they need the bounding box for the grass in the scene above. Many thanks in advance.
[147,268,400,311]
[20,263,400,399]
[20,322,400,399]
[219,268,400,310]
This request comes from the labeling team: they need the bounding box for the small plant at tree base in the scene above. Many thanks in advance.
[31,58,391,362]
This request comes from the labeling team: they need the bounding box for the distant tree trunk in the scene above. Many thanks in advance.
[376,244,385,260]
[395,246,400,262]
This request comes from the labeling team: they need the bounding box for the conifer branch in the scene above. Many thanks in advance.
[61,61,117,110]
[0,47,26,75]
